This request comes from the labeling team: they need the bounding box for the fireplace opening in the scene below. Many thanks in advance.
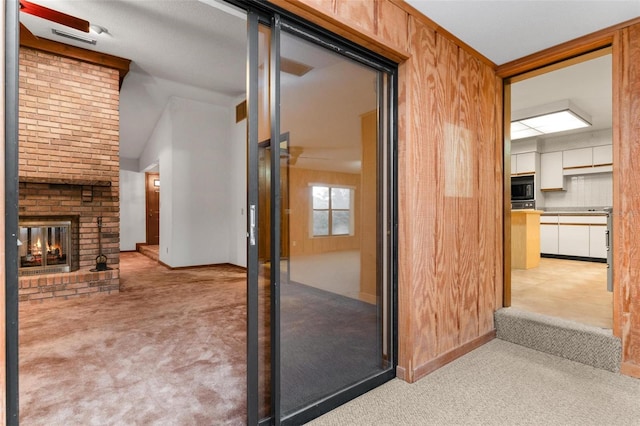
[19,218,76,276]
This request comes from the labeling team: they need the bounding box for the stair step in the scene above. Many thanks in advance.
[137,244,159,261]
[495,307,621,372]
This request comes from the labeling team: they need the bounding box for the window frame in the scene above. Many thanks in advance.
[309,183,355,238]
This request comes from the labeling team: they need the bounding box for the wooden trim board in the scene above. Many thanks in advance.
[410,331,496,383]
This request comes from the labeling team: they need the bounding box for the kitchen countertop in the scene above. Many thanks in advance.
[541,211,609,216]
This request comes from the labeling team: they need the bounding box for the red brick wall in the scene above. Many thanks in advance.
[18,48,120,182]
[18,47,120,302]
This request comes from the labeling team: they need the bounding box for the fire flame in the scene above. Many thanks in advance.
[32,238,42,255]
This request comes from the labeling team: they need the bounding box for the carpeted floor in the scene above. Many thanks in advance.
[20,252,248,425]
[280,281,381,415]
[19,252,383,424]
[308,338,640,426]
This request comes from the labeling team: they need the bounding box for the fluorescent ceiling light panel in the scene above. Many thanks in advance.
[510,121,542,139]
[511,100,591,140]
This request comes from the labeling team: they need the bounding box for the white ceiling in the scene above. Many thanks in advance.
[405,1,640,65]
[511,53,613,138]
[19,1,640,163]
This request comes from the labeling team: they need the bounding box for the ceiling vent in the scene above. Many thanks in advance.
[51,28,97,45]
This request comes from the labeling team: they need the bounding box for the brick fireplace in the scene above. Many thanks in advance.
[18,45,127,302]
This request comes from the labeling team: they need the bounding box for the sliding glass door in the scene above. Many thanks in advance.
[247,7,397,424]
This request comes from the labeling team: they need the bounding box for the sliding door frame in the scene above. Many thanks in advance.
[246,9,262,426]
[5,0,21,423]
[241,1,399,424]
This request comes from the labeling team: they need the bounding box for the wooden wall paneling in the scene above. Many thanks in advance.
[502,79,512,307]
[435,33,460,356]
[400,17,438,378]
[334,0,375,37]
[395,57,411,381]
[493,74,505,321]
[477,64,498,334]
[612,29,623,338]
[376,0,409,54]
[456,50,480,345]
[617,23,640,378]
[294,0,336,17]
[616,25,632,372]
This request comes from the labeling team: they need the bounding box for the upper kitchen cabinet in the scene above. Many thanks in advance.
[540,151,564,191]
[511,152,537,175]
[593,145,613,166]
[563,145,613,175]
[562,147,592,169]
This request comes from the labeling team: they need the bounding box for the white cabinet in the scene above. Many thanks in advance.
[593,145,613,166]
[562,145,613,175]
[540,224,559,254]
[512,152,536,175]
[589,225,608,259]
[542,214,608,259]
[540,152,564,190]
[558,225,591,257]
[563,147,593,169]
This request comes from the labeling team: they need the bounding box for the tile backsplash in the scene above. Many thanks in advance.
[543,173,612,208]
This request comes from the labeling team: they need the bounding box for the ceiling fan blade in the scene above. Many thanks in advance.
[20,0,90,33]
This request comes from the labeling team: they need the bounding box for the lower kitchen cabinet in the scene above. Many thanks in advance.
[540,214,607,259]
[558,225,591,257]
[540,224,559,254]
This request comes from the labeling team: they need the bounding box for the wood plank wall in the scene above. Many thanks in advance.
[616,21,640,378]
[272,0,503,383]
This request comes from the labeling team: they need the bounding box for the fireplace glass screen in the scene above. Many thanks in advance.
[19,220,71,275]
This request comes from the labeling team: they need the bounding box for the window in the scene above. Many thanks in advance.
[311,185,353,236]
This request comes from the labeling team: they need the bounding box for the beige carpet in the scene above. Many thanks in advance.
[19,252,247,425]
[308,339,640,425]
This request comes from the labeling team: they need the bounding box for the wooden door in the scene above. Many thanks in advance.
[145,172,160,245]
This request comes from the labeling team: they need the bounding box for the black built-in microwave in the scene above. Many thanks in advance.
[511,175,534,201]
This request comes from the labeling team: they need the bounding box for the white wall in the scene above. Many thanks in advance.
[544,174,612,208]
[228,96,247,267]
[166,97,231,267]
[120,96,247,267]
[119,165,146,251]
[119,105,173,253]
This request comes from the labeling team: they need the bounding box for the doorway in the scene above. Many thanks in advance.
[246,9,398,424]
[506,49,614,328]
[145,172,160,246]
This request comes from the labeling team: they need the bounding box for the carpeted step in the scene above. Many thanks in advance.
[137,244,159,261]
[494,307,621,372]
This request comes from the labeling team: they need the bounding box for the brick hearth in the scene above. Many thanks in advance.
[18,46,121,302]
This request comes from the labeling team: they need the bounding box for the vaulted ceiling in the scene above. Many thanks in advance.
[19,1,640,163]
